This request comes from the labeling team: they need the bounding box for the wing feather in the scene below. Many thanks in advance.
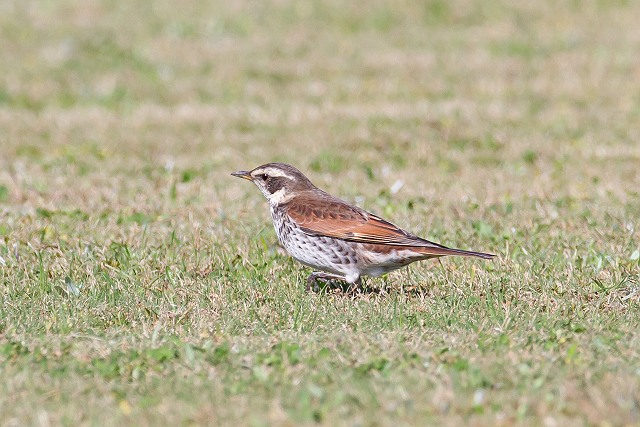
[280,189,495,259]
[282,192,495,260]
[284,193,444,247]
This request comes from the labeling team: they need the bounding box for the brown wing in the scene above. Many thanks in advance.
[284,192,494,259]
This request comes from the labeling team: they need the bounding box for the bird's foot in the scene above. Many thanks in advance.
[306,272,362,293]
[346,278,363,294]
[306,272,343,292]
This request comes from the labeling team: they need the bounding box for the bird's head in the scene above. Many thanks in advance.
[232,163,315,205]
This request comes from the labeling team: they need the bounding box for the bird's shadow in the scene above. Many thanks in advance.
[309,278,432,297]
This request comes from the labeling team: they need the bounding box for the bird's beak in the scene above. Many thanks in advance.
[231,170,253,181]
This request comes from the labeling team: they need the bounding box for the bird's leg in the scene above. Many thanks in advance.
[306,271,347,292]
[345,277,363,294]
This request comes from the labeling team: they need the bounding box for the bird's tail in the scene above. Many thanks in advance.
[415,245,495,259]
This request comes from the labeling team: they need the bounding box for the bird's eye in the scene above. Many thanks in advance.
[261,174,269,181]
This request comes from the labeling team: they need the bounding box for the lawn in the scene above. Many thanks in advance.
[1,0,639,425]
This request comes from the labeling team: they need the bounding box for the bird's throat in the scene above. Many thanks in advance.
[268,188,295,206]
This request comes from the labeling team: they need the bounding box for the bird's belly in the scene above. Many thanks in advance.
[357,246,427,277]
[284,231,358,275]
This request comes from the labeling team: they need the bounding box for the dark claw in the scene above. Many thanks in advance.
[306,273,321,292]
[305,272,363,293]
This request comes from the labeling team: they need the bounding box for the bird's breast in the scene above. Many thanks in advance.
[269,207,360,275]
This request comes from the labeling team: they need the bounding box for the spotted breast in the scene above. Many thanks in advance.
[270,204,361,280]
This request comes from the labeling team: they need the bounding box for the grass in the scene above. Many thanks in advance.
[1,0,640,425]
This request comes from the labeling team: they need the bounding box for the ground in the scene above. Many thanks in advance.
[1,0,639,425]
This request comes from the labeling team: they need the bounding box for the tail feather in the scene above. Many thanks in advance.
[415,245,495,259]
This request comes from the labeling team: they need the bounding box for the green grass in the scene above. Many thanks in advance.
[1,0,640,425]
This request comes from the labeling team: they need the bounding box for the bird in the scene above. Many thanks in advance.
[232,162,495,291]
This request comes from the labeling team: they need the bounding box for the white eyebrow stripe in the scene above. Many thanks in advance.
[252,168,294,179]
